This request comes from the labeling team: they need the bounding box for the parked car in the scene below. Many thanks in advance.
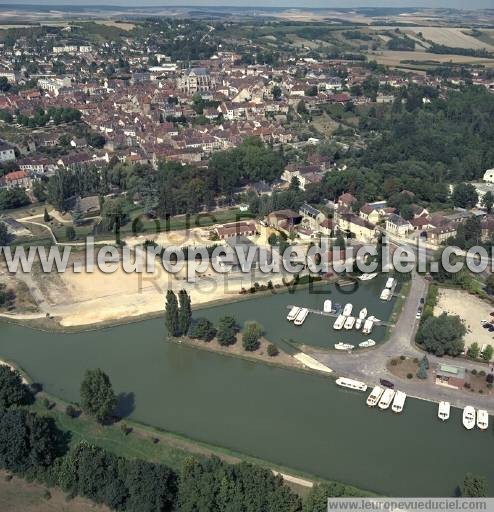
[380,379,394,389]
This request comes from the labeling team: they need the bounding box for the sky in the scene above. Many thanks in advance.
[6,0,494,9]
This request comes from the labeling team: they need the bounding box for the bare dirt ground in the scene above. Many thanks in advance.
[0,471,108,512]
[435,288,494,351]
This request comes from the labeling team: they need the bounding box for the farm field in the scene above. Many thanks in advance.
[369,50,494,68]
[404,26,494,51]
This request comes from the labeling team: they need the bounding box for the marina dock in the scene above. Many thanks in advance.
[286,305,394,327]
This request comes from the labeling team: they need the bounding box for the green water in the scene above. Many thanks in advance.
[0,280,493,497]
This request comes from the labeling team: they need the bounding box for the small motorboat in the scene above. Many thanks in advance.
[323,300,332,313]
[438,401,450,421]
[334,342,354,351]
[358,308,367,320]
[355,318,362,330]
[287,306,301,322]
[336,377,367,392]
[391,391,407,413]
[378,388,395,410]
[359,339,376,348]
[342,303,353,316]
[366,386,384,406]
[477,410,489,431]
[344,316,356,330]
[462,406,476,430]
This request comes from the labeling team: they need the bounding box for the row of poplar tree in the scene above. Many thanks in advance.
[165,289,192,337]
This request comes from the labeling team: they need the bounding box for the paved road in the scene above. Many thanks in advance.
[308,272,494,415]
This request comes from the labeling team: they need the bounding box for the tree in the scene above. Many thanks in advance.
[451,183,478,209]
[0,77,10,92]
[178,456,301,512]
[482,191,494,213]
[242,321,263,351]
[416,364,428,380]
[467,342,480,359]
[481,344,493,362]
[0,409,60,473]
[460,473,487,497]
[289,176,300,191]
[267,344,279,356]
[43,208,51,222]
[271,85,282,100]
[65,225,76,241]
[303,482,372,511]
[0,223,11,246]
[178,289,192,336]
[416,313,465,356]
[485,273,494,295]
[80,369,116,423]
[165,290,180,337]
[189,318,216,341]
[0,365,31,409]
[217,315,237,346]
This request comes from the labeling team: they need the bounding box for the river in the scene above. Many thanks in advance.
[0,278,492,496]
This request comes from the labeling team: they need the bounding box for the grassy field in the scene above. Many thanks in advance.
[368,50,494,69]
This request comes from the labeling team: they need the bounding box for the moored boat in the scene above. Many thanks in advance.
[358,308,367,320]
[287,306,301,322]
[385,277,396,289]
[336,377,367,392]
[359,272,378,281]
[378,388,395,410]
[342,303,353,316]
[391,391,407,413]
[355,318,362,330]
[359,339,376,348]
[334,342,354,351]
[333,314,346,330]
[294,308,309,326]
[367,386,384,407]
[380,289,391,301]
[323,300,332,313]
[462,406,476,430]
[438,401,450,421]
[344,316,356,330]
[362,318,374,334]
[477,410,489,431]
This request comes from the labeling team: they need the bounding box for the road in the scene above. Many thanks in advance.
[308,272,494,415]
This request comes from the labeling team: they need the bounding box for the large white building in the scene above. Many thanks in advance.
[177,67,214,94]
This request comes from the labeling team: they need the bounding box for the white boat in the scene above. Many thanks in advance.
[359,339,376,348]
[477,410,489,431]
[378,388,395,410]
[355,318,362,330]
[336,377,367,392]
[438,401,450,421]
[287,306,300,322]
[391,391,407,413]
[323,300,332,313]
[358,308,367,320]
[344,316,356,330]
[462,406,476,430]
[366,386,384,407]
[359,272,378,281]
[380,289,391,301]
[342,303,353,316]
[294,308,309,326]
[367,315,380,323]
[334,342,354,351]
[362,318,374,335]
[385,277,396,289]
[333,314,346,330]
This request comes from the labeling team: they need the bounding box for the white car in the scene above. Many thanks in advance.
[415,310,421,319]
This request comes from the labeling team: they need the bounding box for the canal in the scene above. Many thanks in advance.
[0,280,492,496]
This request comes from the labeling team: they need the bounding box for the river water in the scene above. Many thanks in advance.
[0,278,492,496]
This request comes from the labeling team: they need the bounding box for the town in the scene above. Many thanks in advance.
[1,4,494,510]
